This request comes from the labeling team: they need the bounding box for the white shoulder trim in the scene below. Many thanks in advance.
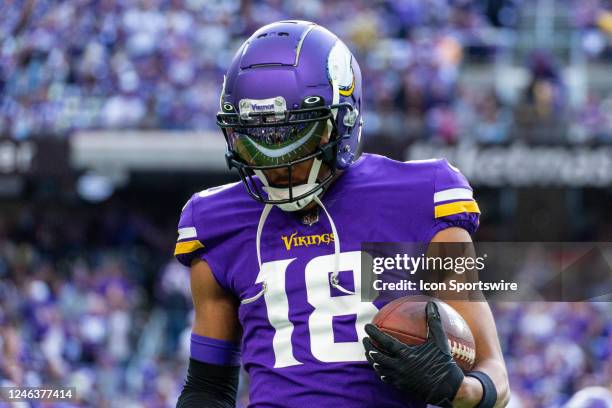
[434,188,473,203]
[178,227,197,241]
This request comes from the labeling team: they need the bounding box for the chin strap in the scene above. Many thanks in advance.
[240,203,274,305]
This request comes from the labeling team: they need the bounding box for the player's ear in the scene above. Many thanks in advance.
[425,302,451,354]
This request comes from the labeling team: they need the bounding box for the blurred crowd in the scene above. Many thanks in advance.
[572,0,612,59]
[3,0,612,144]
[0,202,181,407]
[496,303,612,407]
[0,204,611,407]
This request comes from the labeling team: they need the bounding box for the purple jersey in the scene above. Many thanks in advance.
[174,154,480,408]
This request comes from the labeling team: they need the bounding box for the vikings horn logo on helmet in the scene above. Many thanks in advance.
[327,41,355,97]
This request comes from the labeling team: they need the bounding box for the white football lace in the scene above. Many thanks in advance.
[240,203,273,305]
[241,281,267,304]
[250,192,354,305]
[256,203,274,269]
[313,195,353,295]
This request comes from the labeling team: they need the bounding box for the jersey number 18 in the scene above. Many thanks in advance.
[254,251,378,368]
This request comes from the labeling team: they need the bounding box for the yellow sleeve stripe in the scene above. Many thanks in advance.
[434,200,480,218]
[174,239,204,256]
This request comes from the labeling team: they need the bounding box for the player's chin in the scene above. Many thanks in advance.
[264,170,309,187]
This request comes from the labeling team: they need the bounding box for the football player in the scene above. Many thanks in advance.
[175,20,509,408]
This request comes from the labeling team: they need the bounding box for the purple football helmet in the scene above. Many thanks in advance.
[217,20,363,210]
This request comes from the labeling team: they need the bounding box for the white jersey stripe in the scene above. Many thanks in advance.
[178,227,197,241]
[434,188,473,203]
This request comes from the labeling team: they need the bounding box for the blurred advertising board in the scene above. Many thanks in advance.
[0,138,70,177]
[406,142,612,187]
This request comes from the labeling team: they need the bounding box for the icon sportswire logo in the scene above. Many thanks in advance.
[281,231,335,251]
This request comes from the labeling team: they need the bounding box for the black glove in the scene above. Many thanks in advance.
[363,301,465,408]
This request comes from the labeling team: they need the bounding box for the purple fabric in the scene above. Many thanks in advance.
[434,158,473,192]
[190,333,241,366]
[175,154,479,407]
[332,314,358,343]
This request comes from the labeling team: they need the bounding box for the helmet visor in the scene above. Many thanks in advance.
[223,109,330,167]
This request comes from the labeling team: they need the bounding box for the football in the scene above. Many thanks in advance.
[372,297,476,371]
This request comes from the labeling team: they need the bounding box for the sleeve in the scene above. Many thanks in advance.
[176,359,239,408]
[427,159,480,242]
[173,194,233,294]
[174,194,206,267]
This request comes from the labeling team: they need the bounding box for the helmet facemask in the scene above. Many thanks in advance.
[217,97,357,211]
